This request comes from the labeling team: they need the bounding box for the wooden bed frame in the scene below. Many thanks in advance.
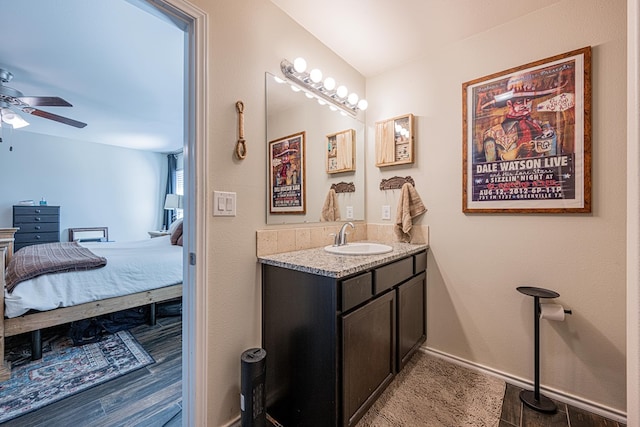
[0,228,182,381]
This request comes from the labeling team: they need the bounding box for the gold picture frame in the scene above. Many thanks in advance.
[462,47,591,213]
[326,129,356,174]
[375,113,414,167]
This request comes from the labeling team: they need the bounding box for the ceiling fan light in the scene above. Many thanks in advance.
[0,109,29,128]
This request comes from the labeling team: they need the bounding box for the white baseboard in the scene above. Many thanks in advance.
[421,346,627,424]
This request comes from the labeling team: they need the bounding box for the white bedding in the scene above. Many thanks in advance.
[4,235,183,318]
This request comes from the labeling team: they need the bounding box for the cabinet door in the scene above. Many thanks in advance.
[397,272,426,371]
[342,290,396,427]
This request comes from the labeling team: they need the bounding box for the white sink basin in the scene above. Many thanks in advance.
[324,242,393,256]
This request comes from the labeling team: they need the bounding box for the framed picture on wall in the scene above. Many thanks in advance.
[375,113,414,167]
[269,131,306,214]
[462,46,592,213]
[326,129,356,174]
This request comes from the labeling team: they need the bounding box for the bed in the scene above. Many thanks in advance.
[0,227,183,381]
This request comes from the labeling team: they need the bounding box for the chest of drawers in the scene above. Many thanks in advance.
[13,205,60,251]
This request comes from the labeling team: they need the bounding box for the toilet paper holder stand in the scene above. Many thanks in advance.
[517,286,572,413]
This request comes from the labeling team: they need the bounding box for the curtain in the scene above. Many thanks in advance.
[163,154,178,230]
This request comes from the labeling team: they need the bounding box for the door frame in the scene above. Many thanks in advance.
[141,0,208,424]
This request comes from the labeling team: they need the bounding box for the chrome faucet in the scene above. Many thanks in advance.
[337,222,354,246]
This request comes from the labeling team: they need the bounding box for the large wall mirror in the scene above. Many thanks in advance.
[266,72,365,225]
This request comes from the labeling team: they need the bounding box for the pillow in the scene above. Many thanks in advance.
[170,222,183,245]
[168,218,183,235]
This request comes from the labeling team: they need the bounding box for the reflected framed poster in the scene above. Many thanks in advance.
[462,46,591,213]
[269,131,306,214]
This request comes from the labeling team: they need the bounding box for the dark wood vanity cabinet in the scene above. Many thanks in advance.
[262,250,427,427]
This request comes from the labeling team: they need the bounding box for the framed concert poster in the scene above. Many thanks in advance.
[269,131,306,214]
[462,46,591,213]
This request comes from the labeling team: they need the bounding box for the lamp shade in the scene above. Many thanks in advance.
[164,194,183,210]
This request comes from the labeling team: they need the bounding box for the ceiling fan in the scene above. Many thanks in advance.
[0,68,87,129]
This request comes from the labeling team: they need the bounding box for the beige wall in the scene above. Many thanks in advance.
[187,1,365,425]
[366,0,627,415]
[189,0,627,424]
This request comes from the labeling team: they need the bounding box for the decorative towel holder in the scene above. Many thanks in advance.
[331,182,355,193]
[380,176,415,191]
[235,100,247,160]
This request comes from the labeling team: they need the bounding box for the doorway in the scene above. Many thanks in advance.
[131,0,208,423]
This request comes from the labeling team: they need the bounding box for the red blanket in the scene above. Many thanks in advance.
[5,242,107,292]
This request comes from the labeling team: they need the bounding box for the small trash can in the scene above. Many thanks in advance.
[241,348,266,427]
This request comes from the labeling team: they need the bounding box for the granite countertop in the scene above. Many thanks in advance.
[257,242,428,279]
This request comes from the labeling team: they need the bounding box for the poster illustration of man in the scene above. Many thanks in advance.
[270,132,306,214]
[468,57,581,205]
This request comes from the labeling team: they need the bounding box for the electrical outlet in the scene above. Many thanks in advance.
[346,206,354,219]
[382,205,391,220]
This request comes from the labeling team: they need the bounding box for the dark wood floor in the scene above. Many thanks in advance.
[1,315,182,427]
[499,383,625,427]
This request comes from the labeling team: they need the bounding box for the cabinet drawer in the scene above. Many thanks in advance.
[14,232,59,244]
[341,272,373,311]
[13,206,59,215]
[13,214,59,224]
[14,222,59,233]
[414,251,427,273]
[374,257,413,295]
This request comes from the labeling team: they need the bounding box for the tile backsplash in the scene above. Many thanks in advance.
[256,223,429,257]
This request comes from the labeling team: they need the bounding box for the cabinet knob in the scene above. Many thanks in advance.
[35,235,41,239]
[35,209,41,213]
[34,217,41,221]
[34,226,41,230]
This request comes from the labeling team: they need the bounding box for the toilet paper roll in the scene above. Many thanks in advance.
[539,303,565,321]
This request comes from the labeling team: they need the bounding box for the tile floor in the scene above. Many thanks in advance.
[499,383,626,427]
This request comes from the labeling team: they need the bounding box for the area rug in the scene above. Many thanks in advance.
[0,330,154,423]
[356,351,505,427]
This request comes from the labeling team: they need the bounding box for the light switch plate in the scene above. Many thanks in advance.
[213,191,236,216]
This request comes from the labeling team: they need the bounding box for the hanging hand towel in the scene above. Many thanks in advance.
[320,188,341,222]
[394,182,427,242]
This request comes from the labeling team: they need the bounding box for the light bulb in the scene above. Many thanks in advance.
[347,93,359,105]
[357,99,368,111]
[323,77,336,91]
[305,92,314,98]
[310,68,322,83]
[317,99,326,106]
[290,85,301,92]
[336,85,348,98]
[293,57,307,73]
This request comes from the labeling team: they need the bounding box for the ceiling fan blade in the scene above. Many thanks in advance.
[18,96,72,107]
[25,108,87,128]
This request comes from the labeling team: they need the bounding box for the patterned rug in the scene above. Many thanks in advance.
[356,351,505,427]
[0,330,154,423]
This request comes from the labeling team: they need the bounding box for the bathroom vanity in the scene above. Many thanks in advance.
[259,243,428,426]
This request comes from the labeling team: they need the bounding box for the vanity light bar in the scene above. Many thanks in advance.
[280,58,367,118]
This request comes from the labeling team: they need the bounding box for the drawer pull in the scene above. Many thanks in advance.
[35,209,41,213]
[34,217,41,221]
[35,235,41,239]
[34,226,41,230]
